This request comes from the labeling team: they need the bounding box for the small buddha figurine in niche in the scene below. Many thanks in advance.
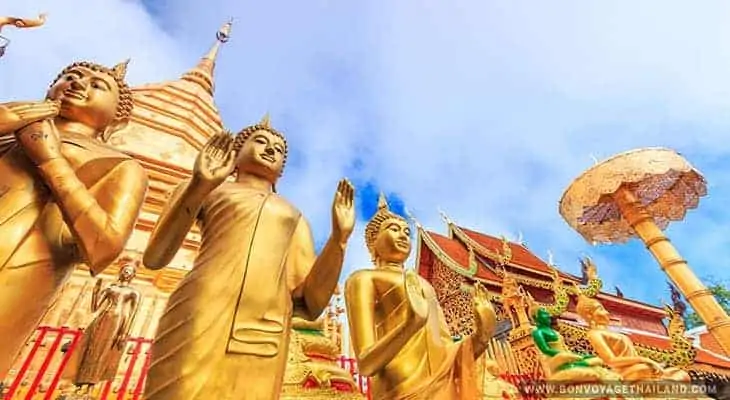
[0,59,148,375]
[72,257,141,393]
[344,193,500,400]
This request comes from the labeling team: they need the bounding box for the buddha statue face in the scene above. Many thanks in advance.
[576,296,611,327]
[235,129,287,182]
[534,308,552,327]
[118,263,136,283]
[47,65,121,132]
[373,217,411,264]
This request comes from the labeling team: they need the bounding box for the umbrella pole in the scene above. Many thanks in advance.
[614,186,730,354]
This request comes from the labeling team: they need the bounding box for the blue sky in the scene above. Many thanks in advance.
[2,0,729,308]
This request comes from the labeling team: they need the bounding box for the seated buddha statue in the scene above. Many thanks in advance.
[281,312,360,397]
[532,307,620,383]
[575,294,691,382]
[344,193,502,400]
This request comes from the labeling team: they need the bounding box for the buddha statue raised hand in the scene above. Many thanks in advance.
[344,193,499,400]
[0,60,147,376]
[143,116,355,400]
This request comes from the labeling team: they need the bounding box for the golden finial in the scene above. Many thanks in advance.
[377,192,389,210]
[260,113,271,128]
[437,207,453,225]
[547,250,555,266]
[216,18,233,43]
[111,59,130,81]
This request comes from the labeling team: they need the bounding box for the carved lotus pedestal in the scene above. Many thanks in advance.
[281,329,363,400]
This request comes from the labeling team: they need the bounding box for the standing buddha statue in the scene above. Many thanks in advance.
[0,60,148,376]
[71,256,142,394]
[344,193,499,400]
[142,116,356,400]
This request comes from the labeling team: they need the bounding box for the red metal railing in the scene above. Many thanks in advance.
[2,327,153,400]
[2,328,371,400]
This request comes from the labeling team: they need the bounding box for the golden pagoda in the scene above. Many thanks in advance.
[0,20,367,400]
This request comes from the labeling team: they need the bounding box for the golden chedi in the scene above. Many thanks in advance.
[344,193,500,400]
[143,117,356,400]
[71,257,142,392]
[0,60,148,376]
[281,313,362,399]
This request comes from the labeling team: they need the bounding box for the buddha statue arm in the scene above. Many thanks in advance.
[42,158,148,274]
[471,283,498,358]
[586,331,660,370]
[344,273,424,377]
[90,279,108,312]
[289,216,347,320]
[143,180,206,269]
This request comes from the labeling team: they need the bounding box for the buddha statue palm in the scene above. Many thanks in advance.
[142,117,356,400]
[0,60,148,376]
[344,194,499,400]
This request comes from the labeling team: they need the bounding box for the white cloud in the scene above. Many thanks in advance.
[4,0,729,310]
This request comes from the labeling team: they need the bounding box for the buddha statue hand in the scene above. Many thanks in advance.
[16,118,63,164]
[0,100,60,135]
[404,270,429,330]
[473,282,497,340]
[330,178,355,244]
[192,131,236,191]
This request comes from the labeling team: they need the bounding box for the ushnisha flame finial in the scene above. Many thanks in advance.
[111,59,130,81]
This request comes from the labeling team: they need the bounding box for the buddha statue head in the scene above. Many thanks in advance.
[575,294,611,328]
[46,59,134,141]
[232,114,288,187]
[365,193,411,266]
[117,256,138,284]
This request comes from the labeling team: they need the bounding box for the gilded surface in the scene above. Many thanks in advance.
[0,61,147,376]
[281,315,361,397]
[559,147,706,244]
[345,194,504,400]
[72,257,142,386]
[559,147,730,354]
[143,119,355,400]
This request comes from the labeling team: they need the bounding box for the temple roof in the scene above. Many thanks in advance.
[416,221,667,317]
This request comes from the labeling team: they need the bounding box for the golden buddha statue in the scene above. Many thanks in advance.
[344,193,499,400]
[281,315,361,398]
[575,294,691,382]
[71,256,142,392]
[0,60,148,376]
[143,116,356,400]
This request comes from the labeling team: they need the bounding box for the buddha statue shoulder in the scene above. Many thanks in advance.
[344,193,499,400]
[0,60,148,375]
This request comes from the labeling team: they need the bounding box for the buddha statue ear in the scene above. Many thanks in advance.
[99,118,129,142]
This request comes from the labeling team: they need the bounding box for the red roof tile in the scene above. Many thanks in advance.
[425,231,501,281]
[699,331,729,358]
[459,227,552,273]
